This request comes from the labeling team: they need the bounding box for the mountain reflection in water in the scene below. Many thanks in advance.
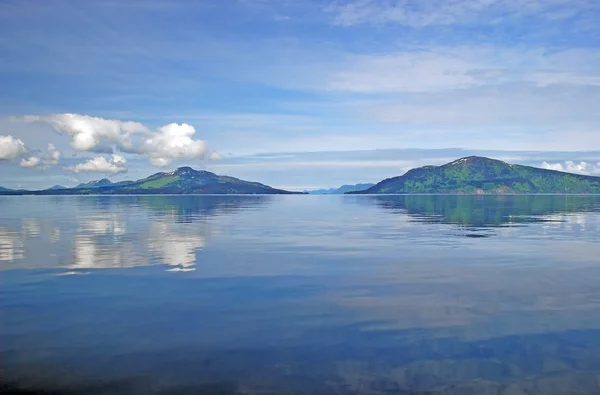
[1,195,600,394]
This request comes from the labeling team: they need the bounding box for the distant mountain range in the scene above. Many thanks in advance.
[352,156,600,194]
[75,179,113,188]
[0,167,300,195]
[2,157,599,195]
[306,183,375,194]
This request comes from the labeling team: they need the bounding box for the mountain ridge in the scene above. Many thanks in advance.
[2,157,599,196]
[75,179,115,188]
[0,167,300,195]
[350,156,600,194]
[306,183,375,194]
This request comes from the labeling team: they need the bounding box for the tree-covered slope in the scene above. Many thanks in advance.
[3,167,299,195]
[354,157,600,194]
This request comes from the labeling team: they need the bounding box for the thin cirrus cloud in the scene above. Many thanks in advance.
[322,47,600,94]
[12,114,222,171]
[326,0,597,27]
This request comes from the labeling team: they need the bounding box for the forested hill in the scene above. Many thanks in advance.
[352,157,600,194]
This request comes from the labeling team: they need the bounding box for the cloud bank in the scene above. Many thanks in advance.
[541,161,600,176]
[12,113,221,170]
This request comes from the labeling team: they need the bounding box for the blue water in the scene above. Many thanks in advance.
[1,195,600,394]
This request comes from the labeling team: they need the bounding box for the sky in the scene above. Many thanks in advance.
[0,0,599,190]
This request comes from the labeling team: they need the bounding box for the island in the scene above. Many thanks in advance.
[0,167,301,195]
[350,156,600,194]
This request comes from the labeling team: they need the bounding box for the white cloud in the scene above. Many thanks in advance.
[44,143,61,165]
[0,135,27,160]
[20,156,41,168]
[541,161,600,175]
[70,154,128,174]
[138,123,207,167]
[208,151,224,161]
[148,157,171,167]
[22,113,149,153]
[16,114,210,167]
[19,143,62,169]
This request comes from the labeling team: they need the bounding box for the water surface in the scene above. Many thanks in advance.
[2,195,600,394]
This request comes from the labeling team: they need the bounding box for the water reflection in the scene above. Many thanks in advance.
[2,195,600,394]
[348,195,600,238]
[352,194,600,225]
[0,227,24,261]
[129,195,272,223]
[148,221,208,271]
[0,195,271,271]
[71,236,145,270]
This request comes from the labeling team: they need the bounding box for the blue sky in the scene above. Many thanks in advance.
[1,0,599,190]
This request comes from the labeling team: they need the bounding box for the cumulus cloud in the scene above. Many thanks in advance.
[541,161,600,176]
[17,114,212,167]
[19,156,41,168]
[0,135,28,160]
[137,123,207,167]
[21,113,149,153]
[208,151,224,161]
[19,144,62,169]
[44,143,61,165]
[70,154,128,174]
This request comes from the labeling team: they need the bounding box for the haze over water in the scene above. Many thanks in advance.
[2,195,600,394]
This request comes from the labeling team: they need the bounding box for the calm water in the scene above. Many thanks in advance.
[2,195,600,395]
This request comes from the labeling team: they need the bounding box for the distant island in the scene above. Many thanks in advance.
[306,183,375,194]
[0,167,301,195]
[2,157,599,196]
[351,156,600,194]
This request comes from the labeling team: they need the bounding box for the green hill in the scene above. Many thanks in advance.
[74,179,116,188]
[352,156,600,194]
[2,167,299,195]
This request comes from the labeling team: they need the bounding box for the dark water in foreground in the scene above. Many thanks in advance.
[1,195,600,395]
